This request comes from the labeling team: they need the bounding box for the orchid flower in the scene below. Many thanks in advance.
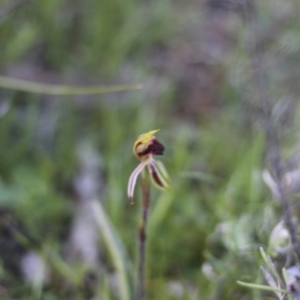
[128,129,170,203]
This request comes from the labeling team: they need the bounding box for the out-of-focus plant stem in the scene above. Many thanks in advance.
[243,0,300,261]
[0,75,142,95]
[92,200,132,300]
[136,171,150,300]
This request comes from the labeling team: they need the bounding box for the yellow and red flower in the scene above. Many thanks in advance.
[128,130,170,203]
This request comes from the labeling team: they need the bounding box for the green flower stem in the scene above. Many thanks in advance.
[136,170,150,300]
[0,75,142,95]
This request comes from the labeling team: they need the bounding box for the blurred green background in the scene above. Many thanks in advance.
[1,0,300,299]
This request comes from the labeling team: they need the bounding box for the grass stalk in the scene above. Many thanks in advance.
[0,75,142,95]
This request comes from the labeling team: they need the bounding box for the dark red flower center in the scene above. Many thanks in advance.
[137,139,165,157]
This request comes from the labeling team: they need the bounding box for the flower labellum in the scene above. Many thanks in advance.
[128,130,170,204]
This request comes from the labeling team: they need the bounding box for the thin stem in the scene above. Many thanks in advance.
[136,171,150,300]
[242,0,300,261]
[0,75,142,95]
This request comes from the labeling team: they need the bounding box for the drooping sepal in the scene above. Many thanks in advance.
[147,159,171,192]
[127,162,147,204]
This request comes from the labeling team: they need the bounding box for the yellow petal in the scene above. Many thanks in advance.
[133,129,160,157]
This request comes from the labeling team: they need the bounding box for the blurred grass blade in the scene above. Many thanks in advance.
[237,281,286,294]
[148,192,173,239]
[259,247,280,281]
[0,75,142,95]
[261,266,283,300]
[282,268,294,300]
[91,200,132,300]
[50,251,82,285]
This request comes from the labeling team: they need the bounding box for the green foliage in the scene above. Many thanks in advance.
[1,0,300,299]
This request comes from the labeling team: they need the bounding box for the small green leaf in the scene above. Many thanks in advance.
[259,247,280,281]
[237,280,286,294]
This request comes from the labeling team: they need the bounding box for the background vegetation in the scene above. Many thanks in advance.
[1,0,300,299]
